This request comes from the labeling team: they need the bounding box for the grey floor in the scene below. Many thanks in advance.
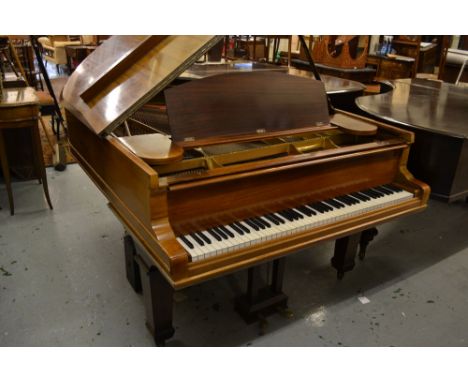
[1,164,467,346]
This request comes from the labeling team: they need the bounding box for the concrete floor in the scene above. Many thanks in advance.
[1,164,467,346]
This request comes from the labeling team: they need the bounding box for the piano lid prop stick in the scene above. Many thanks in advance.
[298,35,336,115]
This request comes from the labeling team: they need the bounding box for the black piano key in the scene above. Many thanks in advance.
[272,213,286,224]
[197,231,212,244]
[219,225,235,238]
[292,208,306,219]
[383,184,403,193]
[351,192,369,202]
[324,199,343,209]
[345,195,361,204]
[229,223,244,235]
[286,209,303,220]
[308,203,325,213]
[303,205,317,215]
[374,186,392,195]
[252,217,266,229]
[207,228,222,241]
[296,206,313,216]
[190,233,205,246]
[371,188,386,197]
[318,201,334,211]
[257,216,271,228]
[335,196,353,206]
[246,219,261,231]
[361,189,381,199]
[235,221,251,234]
[278,210,294,222]
[180,235,194,249]
[213,226,228,240]
[264,214,281,225]
[335,198,348,207]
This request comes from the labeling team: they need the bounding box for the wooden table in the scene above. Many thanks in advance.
[0,87,53,214]
[366,54,416,80]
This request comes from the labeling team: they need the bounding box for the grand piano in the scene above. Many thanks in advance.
[62,36,429,345]
[357,78,468,202]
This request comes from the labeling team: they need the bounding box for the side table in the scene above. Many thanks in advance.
[0,87,53,215]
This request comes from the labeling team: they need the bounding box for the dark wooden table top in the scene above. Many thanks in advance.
[356,78,468,139]
[288,68,366,94]
[181,62,365,95]
[180,61,287,80]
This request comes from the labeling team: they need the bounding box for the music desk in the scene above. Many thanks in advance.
[0,87,53,214]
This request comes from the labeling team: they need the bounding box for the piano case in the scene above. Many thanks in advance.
[62,36,430,345]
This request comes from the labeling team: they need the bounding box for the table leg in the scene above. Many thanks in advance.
[30,124,53,210]
[0,130,14,215]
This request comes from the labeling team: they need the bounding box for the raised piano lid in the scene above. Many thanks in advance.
[61,35,223,136]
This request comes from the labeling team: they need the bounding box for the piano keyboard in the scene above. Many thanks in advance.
[176,184,413,262]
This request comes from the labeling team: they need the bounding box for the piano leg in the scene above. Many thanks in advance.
[331,233,360,280]
[235,258,289,327]
[138,261,175,346]
[359,227,379,261]
[123,234,142,293]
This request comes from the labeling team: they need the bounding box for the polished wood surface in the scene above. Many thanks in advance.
[331,113,377,136]
[63,36,429,344]
[0,86,38,107]
[165,71,329,146]
[288,69,365,94]
[62,35,222,136]
[0,87,53,214]
[357,79,468,138]
[357,78,468,202]
[312,36,369,69]
[179,63,366,113]
[366,54,415,80]
[67,102,429,288]
[181,63,366,95]
[180,61,287,80]
[118,133,183,165]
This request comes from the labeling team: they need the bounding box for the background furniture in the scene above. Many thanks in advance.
[291,35,376,83]
[0,86,53,214]
[37,36,81,73]
[357,78,468,202]
[65,45,97,73]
